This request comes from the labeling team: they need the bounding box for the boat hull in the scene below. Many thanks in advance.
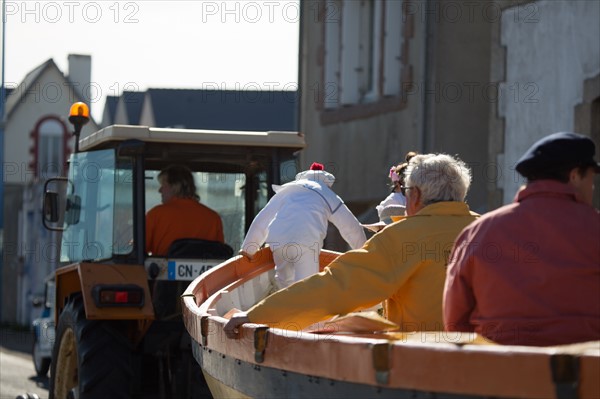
[194,342,495,399]
[182,249,600,399]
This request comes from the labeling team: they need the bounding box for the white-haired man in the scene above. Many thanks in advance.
[225,154,479,337]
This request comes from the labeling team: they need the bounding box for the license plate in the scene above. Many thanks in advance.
[167,260,218,280]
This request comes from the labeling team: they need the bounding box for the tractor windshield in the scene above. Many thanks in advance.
[60,149,133,263]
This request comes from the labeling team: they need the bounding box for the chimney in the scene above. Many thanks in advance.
[67,54,92,110]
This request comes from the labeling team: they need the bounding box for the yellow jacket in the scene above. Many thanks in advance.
[247,202,478,331]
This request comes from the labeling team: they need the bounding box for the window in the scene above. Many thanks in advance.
[322,0,405,111]
[37,118,65,178]
[61,149,118,262]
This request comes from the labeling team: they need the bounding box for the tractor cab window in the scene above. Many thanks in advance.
[60,149,134,262]
[145,170,247,251]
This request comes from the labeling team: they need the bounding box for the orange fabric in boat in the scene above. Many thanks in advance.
[247,202,478,331]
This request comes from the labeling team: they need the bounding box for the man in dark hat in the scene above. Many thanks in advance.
[444,132,600,346]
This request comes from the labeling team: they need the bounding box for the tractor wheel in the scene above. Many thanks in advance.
[49,295,133,399]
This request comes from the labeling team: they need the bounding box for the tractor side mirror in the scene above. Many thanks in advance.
[43,178,68,231]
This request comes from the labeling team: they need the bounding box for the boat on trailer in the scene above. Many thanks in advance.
[182,248,600,398]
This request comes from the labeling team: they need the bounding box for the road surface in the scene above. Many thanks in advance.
[0,328,49,399]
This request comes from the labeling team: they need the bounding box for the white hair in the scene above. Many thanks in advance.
[404,154,471,205]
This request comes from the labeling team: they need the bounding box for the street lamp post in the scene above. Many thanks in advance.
[0,0,7,321]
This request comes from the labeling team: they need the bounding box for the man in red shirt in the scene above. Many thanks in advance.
[146,165,224,256]
[444,132,600,346]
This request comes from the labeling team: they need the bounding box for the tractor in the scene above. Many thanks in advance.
[43,102,305,398]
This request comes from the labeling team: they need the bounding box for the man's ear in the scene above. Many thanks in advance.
[409,186,422,208]
[568,167,581,184]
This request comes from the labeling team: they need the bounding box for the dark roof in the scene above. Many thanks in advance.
[102,95,119,126]
[1,87,14,99]
[146,89,298,131]
[121,91,145,125]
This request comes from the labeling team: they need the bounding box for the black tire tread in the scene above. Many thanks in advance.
[50,295,133,399]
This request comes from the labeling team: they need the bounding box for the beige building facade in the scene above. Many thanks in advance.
[298,0,599,226]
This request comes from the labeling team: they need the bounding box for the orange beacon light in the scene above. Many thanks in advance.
[68,102,90,153]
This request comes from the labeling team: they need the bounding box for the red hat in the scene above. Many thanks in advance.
[310,162,324,170]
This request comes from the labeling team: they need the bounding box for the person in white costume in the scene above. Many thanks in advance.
[239,162,367,289]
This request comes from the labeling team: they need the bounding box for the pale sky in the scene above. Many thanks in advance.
[1,0,300,121]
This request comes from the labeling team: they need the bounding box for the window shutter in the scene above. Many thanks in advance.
[340,1,360,105]
[324,2,341,108]
[383,0,403,96]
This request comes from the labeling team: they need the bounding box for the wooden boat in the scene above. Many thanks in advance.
[182,248,600,398]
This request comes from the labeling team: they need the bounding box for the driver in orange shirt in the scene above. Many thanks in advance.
[146,165,224,256]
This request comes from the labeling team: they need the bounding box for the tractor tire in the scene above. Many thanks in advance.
[49,295,133,399]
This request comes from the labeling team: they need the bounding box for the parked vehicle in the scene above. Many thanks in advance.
[31,276,55,377]
[42,102,305,398]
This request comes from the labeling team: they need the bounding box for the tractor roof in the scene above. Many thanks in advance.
[79,125,306,152]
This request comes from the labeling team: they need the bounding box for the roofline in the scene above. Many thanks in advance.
[5,59,54,118]
[5,58,97,124]
[79,125,306,152]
